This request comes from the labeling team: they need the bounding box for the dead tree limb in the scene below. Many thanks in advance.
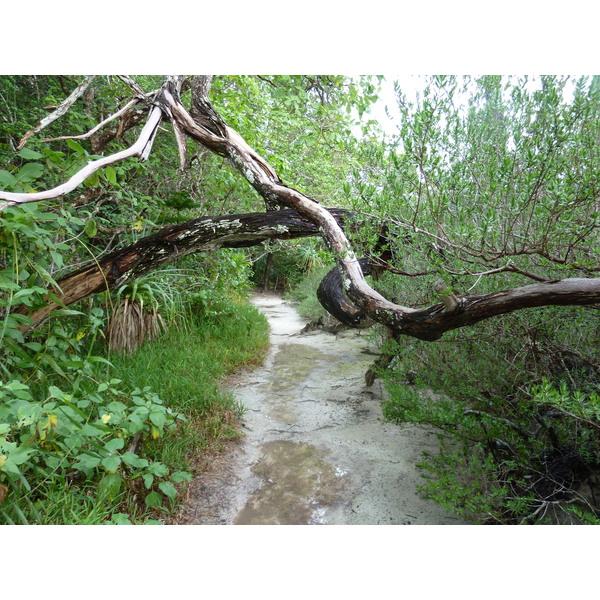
[0,105,163,210]
[17,76,97,150]
[19,208,351,332]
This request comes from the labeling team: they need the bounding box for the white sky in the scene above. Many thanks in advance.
[362,75,583,139]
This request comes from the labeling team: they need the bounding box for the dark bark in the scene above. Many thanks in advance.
[21,208,351,331]
[317,261,600,341]
[317,258,373,328]
[263,252,273,292]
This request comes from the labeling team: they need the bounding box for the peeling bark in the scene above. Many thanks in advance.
[20,208,351,331]
[3,75,599,342]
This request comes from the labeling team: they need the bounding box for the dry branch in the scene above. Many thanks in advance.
[17,76,97,150]
[0,106,163,210]
[161,76,600,341]
[41,97,143,144]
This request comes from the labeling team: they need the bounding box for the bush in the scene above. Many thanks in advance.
[380,308,600,524]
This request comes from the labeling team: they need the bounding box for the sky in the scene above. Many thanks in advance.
[361,75,583,140]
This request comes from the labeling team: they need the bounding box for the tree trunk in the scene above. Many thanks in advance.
[20,208,351,332]
[263,252,273,292]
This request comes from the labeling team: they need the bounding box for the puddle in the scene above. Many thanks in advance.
[234,440,348,525]
[175,293,465,526]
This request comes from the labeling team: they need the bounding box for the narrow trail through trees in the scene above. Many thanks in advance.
[176,293,464,525]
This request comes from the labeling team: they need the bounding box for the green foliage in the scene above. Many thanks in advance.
[0,206,268,523]
[347,76,600,285]
[380,308,599,523]
[252,237,332,292]
[336,76,600,523]
[0,200,191,522]
[2,74,598,526]
[286,264,337,322]
[108,298,270,470]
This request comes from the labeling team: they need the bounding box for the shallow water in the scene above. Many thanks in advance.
[179,293,463,525]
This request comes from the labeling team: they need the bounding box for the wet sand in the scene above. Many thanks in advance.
[178,293,464,525]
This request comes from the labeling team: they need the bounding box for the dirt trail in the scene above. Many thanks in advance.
[178,293,463,525]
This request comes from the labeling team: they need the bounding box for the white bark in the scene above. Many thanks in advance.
[17,76,97,150]
[0,106,163,211]
[41,97,142,144]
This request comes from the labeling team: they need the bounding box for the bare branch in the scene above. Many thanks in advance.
[40,97,142,144]
[0,106,163,211]
[17,76,97,149]
[117,75,147,97]
[19,208,351,332]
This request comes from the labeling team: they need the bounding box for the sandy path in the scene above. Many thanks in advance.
[177,293,464,525]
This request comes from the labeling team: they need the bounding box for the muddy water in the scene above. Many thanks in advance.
[180,293,463,525]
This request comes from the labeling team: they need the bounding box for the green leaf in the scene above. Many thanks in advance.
[73,454,101,470]
[15,163,45,182]
[109,513,133,525]
[49,308,84,317]
[17,148,44,160]
[121,452,149,468]
[85,219,98,238]
[149,411,166,429]
[105,166,117,184]
[144,491,163,508]
[171,470,192,483]
[98,473,123,500]
[158,481,177,499]
[66,139,85,154]
[148,462,168,477]
[104,438,125,453]
[0,169,17,187]
[6,444,37,465]
[101,455,121,473]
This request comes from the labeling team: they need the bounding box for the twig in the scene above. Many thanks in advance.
[41,97,142,144]
[463,409,534,440]
[126,431,143,454]
[17,76,97,149]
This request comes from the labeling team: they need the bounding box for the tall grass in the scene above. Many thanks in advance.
[108,298,270,472]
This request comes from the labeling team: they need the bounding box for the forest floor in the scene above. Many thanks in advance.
[174,292,465,525]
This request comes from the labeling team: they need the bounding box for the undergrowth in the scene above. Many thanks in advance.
[109,299,270,471]
[379,308,600,524]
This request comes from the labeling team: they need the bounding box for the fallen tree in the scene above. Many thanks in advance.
[20,208,351,331]
[2,75,599,341]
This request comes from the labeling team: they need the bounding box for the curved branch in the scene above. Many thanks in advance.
[17,76,97,150]
[19,208,351,332]
[40,97,143,144]
[0,106,163,210]
[317,262,600,341]
[4,76,599,343]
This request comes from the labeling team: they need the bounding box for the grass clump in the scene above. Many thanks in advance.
[285,264,334,321]
[108,298,270,485]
